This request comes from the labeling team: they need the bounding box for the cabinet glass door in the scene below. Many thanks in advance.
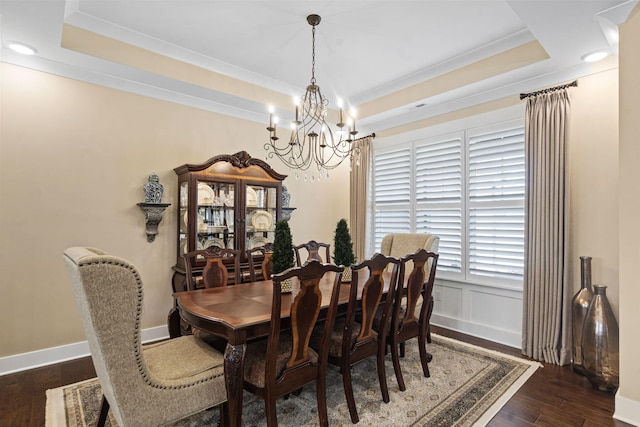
[245,184,277,250]
[178,182,189,256]
[197,180,235,251]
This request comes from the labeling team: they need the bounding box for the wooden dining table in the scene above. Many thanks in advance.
[175,271,387,427]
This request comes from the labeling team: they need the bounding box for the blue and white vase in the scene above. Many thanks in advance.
[143,173,164,204]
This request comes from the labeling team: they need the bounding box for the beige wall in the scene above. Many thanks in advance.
[618,5,640,415]
[0,63,348,357]
[568,61,619,319]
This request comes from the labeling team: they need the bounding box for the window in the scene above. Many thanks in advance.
[373,148,412,248]
[373,122,525,287]
[415,136,463,273]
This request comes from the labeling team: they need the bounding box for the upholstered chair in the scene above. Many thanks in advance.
[380,233,440,259]
[63,247,228,427]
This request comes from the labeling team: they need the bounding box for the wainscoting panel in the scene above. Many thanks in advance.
[431,279,523,348]
[469,289,522,331]
[432,285,463,319]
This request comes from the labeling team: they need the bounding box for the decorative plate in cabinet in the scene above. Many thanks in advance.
[251,210,273,231]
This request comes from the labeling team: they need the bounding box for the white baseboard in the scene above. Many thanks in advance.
[0,326,169,376]
[614,390,640,426]
[431,314,522,349]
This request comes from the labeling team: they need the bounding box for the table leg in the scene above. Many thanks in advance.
[224,342,246,427]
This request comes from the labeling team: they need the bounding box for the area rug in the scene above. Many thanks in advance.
[46,334,541,427]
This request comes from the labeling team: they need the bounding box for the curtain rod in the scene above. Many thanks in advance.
[353,132,375,141]
[519,80,578,100]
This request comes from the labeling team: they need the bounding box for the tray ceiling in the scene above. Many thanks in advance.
[1,0,636,133]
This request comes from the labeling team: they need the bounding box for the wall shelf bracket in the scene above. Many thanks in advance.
[137,203,171,242]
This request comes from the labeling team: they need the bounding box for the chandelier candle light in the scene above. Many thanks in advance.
[265,14,360,182]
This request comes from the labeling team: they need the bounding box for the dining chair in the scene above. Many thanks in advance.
[385,248,439,391]
[379,233,440,344]
[184,246,241,289]
[184,247,241,351]
[63,247,228,427]
[294,240,331,266]
[313,253,400,424]
[246,243,274,281]
[243,260,344,427]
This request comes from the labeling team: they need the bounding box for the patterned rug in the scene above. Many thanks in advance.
[46,334,540,427]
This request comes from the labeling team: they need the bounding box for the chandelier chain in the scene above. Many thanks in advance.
[310,24,316,85]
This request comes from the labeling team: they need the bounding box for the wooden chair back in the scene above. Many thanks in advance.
[246,243,273,282]
[271,261,343,379]
[394,249,438,330]
[348,253,400,355]
[244,260,344,426]
[184,247,241,290]
[335,252,400,423]
[388,248,439,390]
[294,240,331,266]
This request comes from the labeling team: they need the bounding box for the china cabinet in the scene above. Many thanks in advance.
[171,151,286,293]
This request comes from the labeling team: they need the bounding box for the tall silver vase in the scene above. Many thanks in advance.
[582,284,619,392]
[571,256,593,375]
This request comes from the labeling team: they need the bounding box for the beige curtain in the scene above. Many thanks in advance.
[521,89,572,365]
[349,136,372,262]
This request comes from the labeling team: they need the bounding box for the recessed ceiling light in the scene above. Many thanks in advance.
[581,51,609,63]
[8,42,36,55]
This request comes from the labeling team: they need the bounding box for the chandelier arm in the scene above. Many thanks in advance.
[288,128,315,170]
[266,138,307,170]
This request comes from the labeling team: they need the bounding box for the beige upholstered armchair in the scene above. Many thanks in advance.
[63,247,228,427]
[380,233,440,259]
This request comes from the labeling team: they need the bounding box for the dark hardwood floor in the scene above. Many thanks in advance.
[429,326,630,427]
[0,326,630,427]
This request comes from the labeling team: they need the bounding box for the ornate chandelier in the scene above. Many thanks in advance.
[265,14,359,182]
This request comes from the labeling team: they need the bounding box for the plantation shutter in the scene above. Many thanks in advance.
[415,137,463,273]
[373,148,411,250]
[468,127,525,280]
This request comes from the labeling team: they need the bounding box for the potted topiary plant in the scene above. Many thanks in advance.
[272,220,295,293]
[334,218,356,282]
